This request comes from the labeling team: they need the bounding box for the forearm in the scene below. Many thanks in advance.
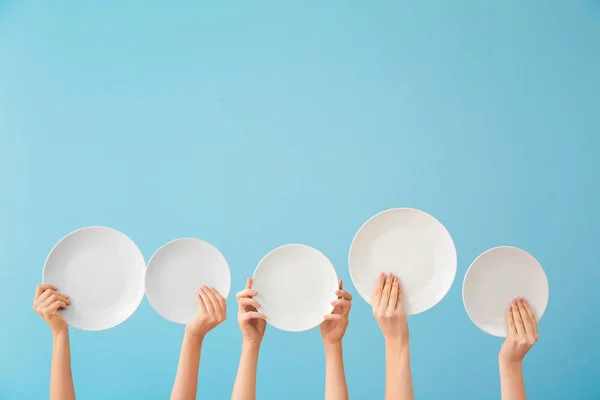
[499,360,526,400]
[171,332,203,400]
[324,342,349,400]
[50,330,75,400]
[231,342,260,400]
[385,339,413,400]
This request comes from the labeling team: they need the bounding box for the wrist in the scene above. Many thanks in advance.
[242,340,261,352]
[52,327,69,340]
[499,357,523,372]
[184,327,206,343]
[324,340,343,350]
[385,336,409,351]
[323,338,343,347]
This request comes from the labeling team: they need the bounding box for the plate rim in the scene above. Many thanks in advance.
[41,225,146,331]
[145,237,232,325]
[252,243,338,332]
[462,245,550,338]
[348,207,457,314]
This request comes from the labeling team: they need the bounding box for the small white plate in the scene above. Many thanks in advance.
[42,226,146,331]
[145,238,231,324]
[349,208,457,315]
[252,244,338,332]
[463,246,549,337]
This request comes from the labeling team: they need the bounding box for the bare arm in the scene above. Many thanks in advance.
[50,330,76,400]
[373,273,414,400]
[171,286,226,400]
[231,343,260,400]
[231,278,267,400]
[324,343,349,400]
[320,280,351,400]
[384,339,413,400]
[498,298,538,400]
[499,361,526,400]
[34,284,75,400]
[170,333,203,400]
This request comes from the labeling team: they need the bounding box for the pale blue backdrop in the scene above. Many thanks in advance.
[1,1,599,399]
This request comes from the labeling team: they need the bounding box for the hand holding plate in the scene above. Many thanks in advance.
[320,280,352,345]
[185,286,226,339]
[237,278,267,346]
[372,273,409,346]
[499,298,538,366]
[33,284,71,336]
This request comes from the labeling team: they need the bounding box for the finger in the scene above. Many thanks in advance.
[332,299,352,308]
[239,297,261,310]
[209,287,227,317]
[199,287,214,313]
[511,299,525,335]
[522,299,538,334]
[40,292,69,309]
[34,284,57,302]
[517,298,533,335]
[236,288,258,300]
[372,273,386,308]
[203,286,222,316]
[397,277,404,309]
[388,275,399,312]
[242,311,267,321]
[379,273,393,309]
[36,289,57,306]
[336,290,352,301]
[332,299,352,316]
[324,314,342,321]
[246,278,253,290]
[46,300,67,316]
[506,304,516,336]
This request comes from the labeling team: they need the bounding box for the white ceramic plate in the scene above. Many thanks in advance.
[252,244,338,332]
[145,238,231,324]
[463,246,549,337]
[42,226,146,331]
[349,208,457,315]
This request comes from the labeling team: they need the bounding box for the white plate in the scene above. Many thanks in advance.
[145,238,231,324]
[463,246,549,337]
[42,226,146,331]
[252,244,338,332]
[349,208,457,315]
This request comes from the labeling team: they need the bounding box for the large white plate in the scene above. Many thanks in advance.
[349,208,457,315]
[463,246,549,337]
[252,244,338,332]
[145,238,231,324]
[42,226,146,331]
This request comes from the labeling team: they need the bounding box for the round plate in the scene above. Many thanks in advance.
[42,226,146,331]
[145,238,231,324]
[252,244,338,332]
[463,246,549,337]
[349,208,457,315]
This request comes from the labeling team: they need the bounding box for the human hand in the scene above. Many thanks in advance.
[185,286,226,340]
[33,284,71,336]
[499,298,538,366]
[372,273,409,345]
[237,278,267,346]
[320,280,352,345]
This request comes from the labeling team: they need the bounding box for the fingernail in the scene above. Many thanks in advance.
[512,300,517,305]
[508,306,512,311]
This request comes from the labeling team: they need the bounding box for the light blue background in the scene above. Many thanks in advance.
[1,1,599,399]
